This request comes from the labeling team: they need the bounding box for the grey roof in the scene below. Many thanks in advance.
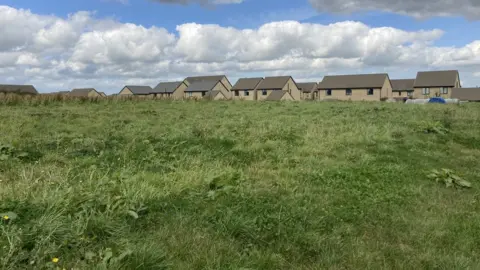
[451,88,480,101]
[414,70,459,87]
[185,75,226,84]
[318,73,388,89]
[391,79,415,91]
[256,76,292,90]
[203,90,224,99]
[125,85,153,95]
[297,82,318,93]
[153,81,183,93]
[0,84,38,94]
[232,78,263,90]
[185,80,220,92]
[265,90,291,101]
[70,88,98,97]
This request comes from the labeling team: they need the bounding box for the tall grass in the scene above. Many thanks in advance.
[1,101,480,269]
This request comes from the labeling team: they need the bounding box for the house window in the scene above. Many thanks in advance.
[441,87,448,94]
[188,92,192,97]
[346,89,352,96]
[202,92,206,96]
[235,91,239,97]
[407,91,413,97]
[262,90,267,96]
[326,89,332,96]
[398,92,402,96]
[367,88,374,95]
[422,88,430,95]
[244,90,249,96]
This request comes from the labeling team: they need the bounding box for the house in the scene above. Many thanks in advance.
[0,84,38,95]
[118,86,153,97]
[297,82,319,100]
[70,88,102,97]
[391,79,415,98]
[231,77,263,100]
[265,91,294,101]
[203,90,226,100]
[318,73,392,101]
[184,75,233,98]
[184,80,229,99]
[413,70,461,99]
[152,81,188,99]
[255,76,301,101]
[451,88,480,102]
[99,92,107,97]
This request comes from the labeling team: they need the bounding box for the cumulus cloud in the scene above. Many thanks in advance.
[0,5,480,93]
[308,0,480,19]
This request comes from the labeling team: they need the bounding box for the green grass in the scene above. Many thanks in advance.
[1,100,480,269]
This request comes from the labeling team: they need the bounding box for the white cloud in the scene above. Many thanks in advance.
[0,5,480,93]
[308,0,480,19]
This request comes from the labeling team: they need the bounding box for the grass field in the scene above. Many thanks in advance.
[1,100,480,269]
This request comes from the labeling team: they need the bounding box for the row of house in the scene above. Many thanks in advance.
[1,70,479,101]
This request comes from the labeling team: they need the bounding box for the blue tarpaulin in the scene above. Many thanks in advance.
[428,97,447,104]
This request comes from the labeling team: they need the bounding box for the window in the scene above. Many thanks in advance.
[346,89,352,96]
[244,90,249,96]
[326,89,332,96]
[187,92,192,97]
[262,90,267,96]
[398,92,402,96]
[407,91,413,97]
[441,87,448,94]
[235,91,239,97]
[201,92,206,96]
[422,88,430,95]
[367,88,374,95]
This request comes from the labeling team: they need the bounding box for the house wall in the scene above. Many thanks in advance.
[281,92,294,101]
[88,91,101,97]
[413,87,453,99]
[213,81,231,99]
[232,89,256,100]
[185,92,205,99]
[302,92,311,100]
[257,89,274,101]
[393,91,413,98]
[118,87,133,95]
[213,92,226,100]
[220,77,232,90]
[381,77,393,99]
[172,83,187,99]
[282,78,301,100]
[319,88,382,101]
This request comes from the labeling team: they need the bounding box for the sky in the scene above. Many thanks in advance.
[0,0,480,93]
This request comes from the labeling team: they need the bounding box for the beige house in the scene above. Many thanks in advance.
[451,88,480,102]
[99,92,107,97]
[231,77,264,100]
[0,84,38,95]
[318,73,392,101]
[184,75,233,98]
[118,86,154,97]
[70,88,102,97]
[153,81,188,99]
[203,90,226,100]
[413,70,461,99]
[391,79,415,98]
[297,82,319,100]
[256,76,301,101]
[265,91,294,101]
[184,80,229,99]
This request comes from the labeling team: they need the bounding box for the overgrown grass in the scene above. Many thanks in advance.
[1,100,480,269]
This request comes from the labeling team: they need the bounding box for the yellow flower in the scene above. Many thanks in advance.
[2,215,9,220]
[52,257,59,263]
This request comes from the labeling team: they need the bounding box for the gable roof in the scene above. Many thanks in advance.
[185,75,232,88]
[185,80,221,92]
[265,90,291,101]
[391,79,415,91]
[297,82,318,93]
[124,85,153,95]
[256,76,292,90]
[203,90,225,100]
[414,70,459,87]
[318,73,389,89]
[451,88,480,101]
[70,88,98,97]
[232,78,264,90]
[0,84,38,94]
[153,81,184,93]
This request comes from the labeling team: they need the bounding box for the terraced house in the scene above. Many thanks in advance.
[152,81,188,99]
[256,76,301,101]
[391,79,415,98]
[452,88,480,102]
[184,80,229,99]
[231,77,263,100]
[118,86,154,97]
[70,88,102,97]
[413,70,461,99]
[318,73,392,101]
[184,75,232,98]
[297,82,319,100]
[0,84,38,95]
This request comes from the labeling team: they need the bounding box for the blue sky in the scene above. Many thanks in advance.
[1,0,479,92]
